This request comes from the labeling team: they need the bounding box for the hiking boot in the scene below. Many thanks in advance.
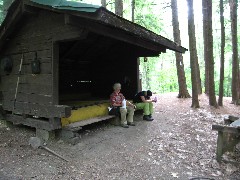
[149,114,154,120]
[121,124,129,128]
[143,115,153,121]
[127,122,136,126]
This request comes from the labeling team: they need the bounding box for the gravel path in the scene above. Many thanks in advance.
[1,93,240,179]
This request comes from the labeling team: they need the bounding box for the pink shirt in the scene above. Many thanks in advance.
[110,92,125,106]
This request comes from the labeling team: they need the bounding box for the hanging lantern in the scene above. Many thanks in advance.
[1,56,13,74]
[31,52,41,74]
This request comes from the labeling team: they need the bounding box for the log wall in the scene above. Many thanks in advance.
[1,10,81,118]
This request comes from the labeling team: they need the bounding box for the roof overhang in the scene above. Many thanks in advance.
[0,0,188,55]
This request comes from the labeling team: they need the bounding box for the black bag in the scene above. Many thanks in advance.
[109,107,120,117]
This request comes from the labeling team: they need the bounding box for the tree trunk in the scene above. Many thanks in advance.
[131,0,135,22]
[202,0,209,95]
[171,0,191,98]
[218,0,225,106]
[101,0,106,8]
[115,0,123,17]
[143,58,151,90]
[229,0,239,104]
[205,0,217,107]
[187,0,199,108]
[196,58,202,95]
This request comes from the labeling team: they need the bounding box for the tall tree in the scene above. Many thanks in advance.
[131,0,135,22]
[206,0,217,107]
[171,0,190,98]
[229,0,239,104]
[187,0,199,108]
[0,1,3,24]
[202,0,209,95]
[101,0,106,8]
[115,0,123,17]
[143,57,151,90]
[218,0,225,106]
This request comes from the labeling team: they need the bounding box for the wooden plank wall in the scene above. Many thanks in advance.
[1,10,81,118]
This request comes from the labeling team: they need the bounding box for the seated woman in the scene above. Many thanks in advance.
[133,90,157,121]
[109,83,136,128]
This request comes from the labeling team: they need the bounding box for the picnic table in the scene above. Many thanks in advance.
[212,124,240,162]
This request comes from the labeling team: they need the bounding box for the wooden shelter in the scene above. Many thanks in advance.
[0,0,187,131]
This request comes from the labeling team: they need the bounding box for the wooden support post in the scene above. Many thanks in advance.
[216,131,223,162]
[49,117,61,130]
[212,125,240,162]
[212,124,240,162]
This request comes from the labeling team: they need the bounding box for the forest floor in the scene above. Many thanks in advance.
[1,92,240,180]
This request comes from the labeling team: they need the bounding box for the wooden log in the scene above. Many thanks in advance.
[3,102,71,118]
[6,62,52,75]
[216,131,224,162]
[4,39,52,55]
[212,124,240,134]
[2,91,53,105]
[2,74,52,88]
[228,115,239,121]
[3,82,52,96]
[5,114,61,131]
[63,115,115,130]
[65,15,165,56]
[52,42,59,105]
[212,124,240,162]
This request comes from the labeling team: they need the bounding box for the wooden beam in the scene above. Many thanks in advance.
[63,115,115,130]
[52,42,59,105]
[3,102,71,118]
[22,4,40,15]
[53,23,88,42]
[5,114,61,131]
[2,91,53,105]
[65,15,165,54]
[97,9,186,53]
[212,124,240,134]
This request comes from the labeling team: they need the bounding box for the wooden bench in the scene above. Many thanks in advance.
[63,115,116,131]
[212,124,240,162]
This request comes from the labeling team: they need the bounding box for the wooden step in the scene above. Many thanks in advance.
[63,115,116,131]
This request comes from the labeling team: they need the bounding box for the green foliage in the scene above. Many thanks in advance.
[135,1,163,34]
[0,0,3,25]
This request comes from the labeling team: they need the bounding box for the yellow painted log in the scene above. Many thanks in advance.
[61,102,110,126]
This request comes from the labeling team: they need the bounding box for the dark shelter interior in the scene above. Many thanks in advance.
[58,32,152,104]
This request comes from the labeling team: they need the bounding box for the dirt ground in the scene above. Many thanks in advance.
[1,92,240,180]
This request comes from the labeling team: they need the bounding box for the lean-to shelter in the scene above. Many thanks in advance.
[0,0,187,130]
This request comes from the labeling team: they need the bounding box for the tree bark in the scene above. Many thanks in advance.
[131,0,135,22]
[196,58,202,95]
[115,0,123,17]
[202,0,209,95]
[218,0,225,106]
[101,0,106,8]
[205,0,217,107]
[171,0,191,98]
[229,0,239,104]
[143,58,150,90]
[187,0,199,108]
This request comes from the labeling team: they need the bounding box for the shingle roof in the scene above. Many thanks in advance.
[31,0,100,12]
[0,0,187,53]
